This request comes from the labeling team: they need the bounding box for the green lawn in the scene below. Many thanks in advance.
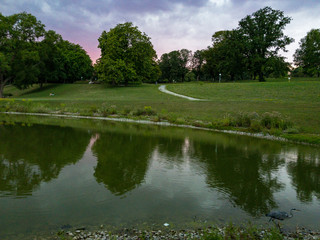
[2,78,320,137]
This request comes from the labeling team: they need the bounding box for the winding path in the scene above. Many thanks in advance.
[158,85,204,101]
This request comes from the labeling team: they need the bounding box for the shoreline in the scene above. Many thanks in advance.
[1,111,318,147]
[57,224,320,240]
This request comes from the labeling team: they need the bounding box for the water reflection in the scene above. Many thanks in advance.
[92,132,157,196]
[0,124,91,197]
[286,149,320,202]
[91,130,288,217]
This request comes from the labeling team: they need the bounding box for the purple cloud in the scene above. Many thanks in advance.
[1,0,320,63]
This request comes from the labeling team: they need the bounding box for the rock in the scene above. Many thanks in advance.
[76,227,86,231]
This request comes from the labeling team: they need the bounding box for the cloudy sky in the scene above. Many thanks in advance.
[1,0,320,63]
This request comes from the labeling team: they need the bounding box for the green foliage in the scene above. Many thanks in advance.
[192,50,205,81]
[202,229,223,240]
[96,22,159,86]
[218,112,293,133]
[55,40,93,83]
[294,29,320,77]
[265,56,290,78]
[185,71,196,82]
[133,106,156,116]
[203,30,246,82]
[260,112,292,130]
[0,12,45,97]
[238,7,293,82]
[159,49,192,82]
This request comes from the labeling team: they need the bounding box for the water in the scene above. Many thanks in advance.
[0,115,320,239]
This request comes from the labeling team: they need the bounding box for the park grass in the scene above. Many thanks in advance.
[2,78,320,144]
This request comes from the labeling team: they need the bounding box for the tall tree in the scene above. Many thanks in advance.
[38,30,63,87]
[96,22,159,86]
[0,12,45,98]
[238,7,293,81]
[38,32,93,85]
[202,30,246,81]
[294,29,320,77]
[159,49,191,82]
[58,40,93,83]
[191,50,205,81]
[264,56,290,78]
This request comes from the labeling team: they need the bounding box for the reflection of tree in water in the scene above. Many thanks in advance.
[190,136,285,217]
[0,124,91,197]
[287,149,320,202]
[155,136,187,165]
[92,132,158,196]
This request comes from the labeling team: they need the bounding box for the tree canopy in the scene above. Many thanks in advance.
[95,22,159,86]
[0,12,45,97]
[294,29,320,77]
[38,30,93,85]
[158,7,293,83]
[202,30,246,81]
[158,49,192,82]
[238,6,293,81]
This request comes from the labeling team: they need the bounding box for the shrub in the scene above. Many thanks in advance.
[260,112,292,130]
[133,106,156,116]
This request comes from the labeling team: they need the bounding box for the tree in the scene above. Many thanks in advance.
[158,49,191,82]
[264,56,290,78]
[202,30,246,81]
[96,22,159,86]
[58,40,93,83]
[0,12,45,98]
[191,50,205,81]
[38,30,64,87]
[38,31,93,85]
[238,7,293,81]
[294,29,320,77]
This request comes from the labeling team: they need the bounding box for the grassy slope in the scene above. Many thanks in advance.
[3,78,320,136]
[167,79,320,134]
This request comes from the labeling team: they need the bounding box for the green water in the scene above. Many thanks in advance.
[0,115,320,239]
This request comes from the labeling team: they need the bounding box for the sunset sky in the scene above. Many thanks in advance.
[1,0,320,63]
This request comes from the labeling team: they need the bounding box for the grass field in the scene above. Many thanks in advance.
[2,78,320,143]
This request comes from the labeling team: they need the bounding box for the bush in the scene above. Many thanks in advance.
[98,104,117,116]
[133,106,156,116]
[216,111,294,133]
[260,112,292,130]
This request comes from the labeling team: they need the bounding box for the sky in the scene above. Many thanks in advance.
[1,0,320,63]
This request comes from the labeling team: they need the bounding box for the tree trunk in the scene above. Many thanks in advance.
[258,71,265,82]
[0,74,13,98]
[231,73,235,82]
[0,84,4,98]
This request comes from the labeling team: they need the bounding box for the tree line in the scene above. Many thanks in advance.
[0,12,93,97]
[1,7,320,97]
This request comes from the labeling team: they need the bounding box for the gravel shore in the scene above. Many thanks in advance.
[56,226,320,240]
